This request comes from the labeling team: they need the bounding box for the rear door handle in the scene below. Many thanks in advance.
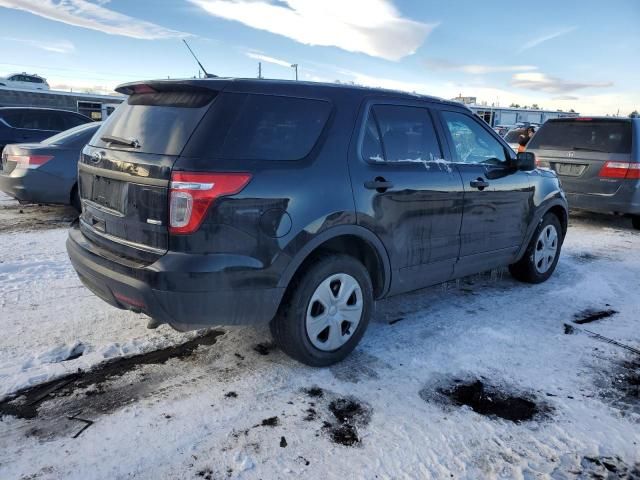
[364,178,394,191]
[470,178,489,190]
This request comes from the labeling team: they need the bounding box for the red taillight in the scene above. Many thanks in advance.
[599,161,640,179]
[169,172,252,235]
[7,154,53,169]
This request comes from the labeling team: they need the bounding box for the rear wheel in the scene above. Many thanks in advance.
[632,215,640,230]
[509,213,563,283]
[270,254,373,367]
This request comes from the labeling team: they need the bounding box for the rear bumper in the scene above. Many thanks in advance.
[66,224,285,329]
[567,184,640,215]
[0,169,71,204]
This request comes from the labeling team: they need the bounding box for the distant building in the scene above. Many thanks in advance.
[450,96,579,127]
[0,74,124,120]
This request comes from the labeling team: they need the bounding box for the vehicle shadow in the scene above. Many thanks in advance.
[0,195,78,233]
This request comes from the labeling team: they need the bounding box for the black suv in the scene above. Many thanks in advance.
[67,79,568,366]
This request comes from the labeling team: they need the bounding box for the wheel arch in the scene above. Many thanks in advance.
[277,225,391,300]
[515,198,568,261]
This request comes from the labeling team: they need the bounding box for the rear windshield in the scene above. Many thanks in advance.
[504,129,525,142]
[528,120,632,154]
[90,90,217,155]
[42,122,100,146]
[183,92,332,161]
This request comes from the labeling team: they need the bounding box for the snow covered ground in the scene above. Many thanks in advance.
[0,192,639,479]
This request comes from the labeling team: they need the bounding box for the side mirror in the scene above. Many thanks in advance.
[515,151,536,171]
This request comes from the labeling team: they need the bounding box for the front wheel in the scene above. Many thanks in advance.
[509,213,563,283]
[270,254,373,367]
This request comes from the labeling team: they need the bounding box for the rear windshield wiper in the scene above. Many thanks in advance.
[101,135,140,148]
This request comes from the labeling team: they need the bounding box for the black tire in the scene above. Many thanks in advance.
[270,254,373,367]
[71,184,81,212]
[509,213,563,284]
[632,215,640,231]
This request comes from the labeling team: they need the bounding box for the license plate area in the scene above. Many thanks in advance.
[553,163,587,177]
[81,174,128,214]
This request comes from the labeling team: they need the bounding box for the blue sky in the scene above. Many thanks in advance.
[0,0,638,115]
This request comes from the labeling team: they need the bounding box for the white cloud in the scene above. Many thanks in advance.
[0,0,188,39]
[518,26,577,52]
[246,51,292,68]
[512,72,613,94]
[1,36,75,53]
[190,0,437,61]
[425,59,537,75]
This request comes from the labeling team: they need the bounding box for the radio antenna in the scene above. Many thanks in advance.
[183,39,217,78]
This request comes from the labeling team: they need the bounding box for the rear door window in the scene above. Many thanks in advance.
[527,120,632,153]
[20,110,56,130]
[92,90,217,155]
[185,93,331,161]
[62,112,91,129]
[361,104,442,162]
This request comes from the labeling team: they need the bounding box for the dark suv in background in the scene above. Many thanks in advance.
[527,117,640,229]
[0,107,92,151]
[66,79,568,366]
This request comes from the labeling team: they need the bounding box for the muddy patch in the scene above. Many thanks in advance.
[321,397,372,447]
[426,379,549,423]
[252,343,276,356]
[597,355,640,414]
[574,308,618,325]
[0,200,78,233]
[0,330,225,426]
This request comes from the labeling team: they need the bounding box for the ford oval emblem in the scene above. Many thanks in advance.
[91,151,103,163]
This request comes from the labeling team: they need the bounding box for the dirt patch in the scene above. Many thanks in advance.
[0,200,78,233]
[304,387,324,398]
[322,397,372,447]
[602,356,640,413]
[579,455,640,479]
[259,416,279,427]
[433,379,548,423]
[253,343,275,356]
[574,308,618,325]
[0,329,225,420]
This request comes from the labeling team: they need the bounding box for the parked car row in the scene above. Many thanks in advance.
[0,79,638,367]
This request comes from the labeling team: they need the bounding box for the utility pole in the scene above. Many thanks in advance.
[291,63,298,81]
[258,62,262,79]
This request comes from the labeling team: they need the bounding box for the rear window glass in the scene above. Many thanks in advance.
[528,120,632,154]
[90,91,217,155]
[42,122,100,146]
[184,93,331,161]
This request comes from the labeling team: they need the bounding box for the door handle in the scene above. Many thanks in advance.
[470,178,489,190]
[364,177,394,192]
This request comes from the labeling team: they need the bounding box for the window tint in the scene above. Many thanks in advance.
[441,111,507,164]
[0,111,22,128]
[363,105,442,162]
[93,91,216,155]
[62,112,91,129]
[185,93,331,161]
[20,111,59,130]
[527,120,632,154]
[42,122,99,146]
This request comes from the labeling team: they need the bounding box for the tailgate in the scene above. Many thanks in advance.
[77,82,218,263]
